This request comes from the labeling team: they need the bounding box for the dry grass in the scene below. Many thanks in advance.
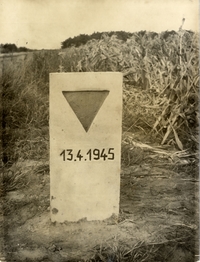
[84,225,196,262]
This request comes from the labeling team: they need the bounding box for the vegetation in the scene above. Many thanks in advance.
[0,43,32,53]
[1,29,199,165]
[61,31,134,48]
[61,30,189,49]
[60,29,199,150]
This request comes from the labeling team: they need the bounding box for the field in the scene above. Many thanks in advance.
[0,31,199,261]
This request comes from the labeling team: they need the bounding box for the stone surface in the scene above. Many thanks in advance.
[49,72,122,222]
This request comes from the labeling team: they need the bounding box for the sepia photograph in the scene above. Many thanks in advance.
[0,0,199,261]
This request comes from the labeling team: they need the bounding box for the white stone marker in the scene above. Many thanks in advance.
[50,72,122,222]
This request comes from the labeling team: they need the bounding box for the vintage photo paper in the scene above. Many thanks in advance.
[0,0,199,261]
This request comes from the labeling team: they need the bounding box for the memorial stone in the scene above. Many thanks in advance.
[50,72,122,222]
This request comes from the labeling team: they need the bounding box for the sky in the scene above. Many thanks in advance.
[0,0,199,50]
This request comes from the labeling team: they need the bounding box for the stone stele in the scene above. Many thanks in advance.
[50,72,122,222]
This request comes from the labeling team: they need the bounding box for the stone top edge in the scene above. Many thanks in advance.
[50,72,123,75]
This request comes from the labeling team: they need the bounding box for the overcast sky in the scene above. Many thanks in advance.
[0,0,199,50]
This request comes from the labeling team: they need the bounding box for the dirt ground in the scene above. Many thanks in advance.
[0,132,199,262]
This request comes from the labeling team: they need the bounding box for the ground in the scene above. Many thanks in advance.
[0,131,199,262]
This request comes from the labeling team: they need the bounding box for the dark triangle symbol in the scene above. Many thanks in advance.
[62,90,109,132]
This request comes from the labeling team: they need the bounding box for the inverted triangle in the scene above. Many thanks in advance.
[62,90,109,132]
